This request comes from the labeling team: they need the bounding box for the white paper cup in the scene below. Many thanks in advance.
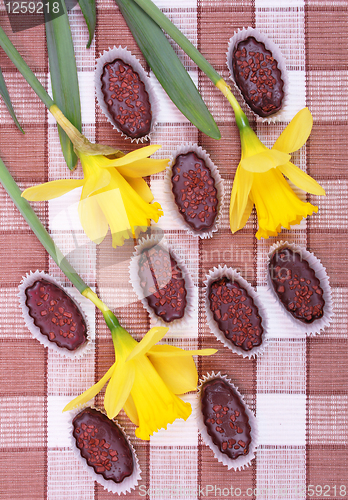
[18,270,92,359]
[129,234,196,327]
[226,27,290,123]
[196,372,258,470]
[204,266,268,358]
[163,143,224,239]
[95,46,160,142]
[266,241,333,335]
[68,405,141,494]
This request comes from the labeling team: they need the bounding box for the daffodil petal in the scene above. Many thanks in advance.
[104,361,135,420]
[278,162,326,196]
[62,364,115,412]
[78,194,109,245]
[147,345,198,394]
[124,393,139,426]
[82,168,111,196]
[230,165,253,232]
[273,108,313,153]
[21,179,84,201]
[103,145,162,168]
[117,158,169,178]
[241,150,290,173]
[124,176,154,203]
[126,327,169,362]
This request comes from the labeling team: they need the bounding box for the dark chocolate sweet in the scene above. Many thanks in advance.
[138,245,187,322]
[101,59,152,138]
[25,279,87,351]
[72,408,134,483]
[201,378,252,460]
[232,36,284,117]
[208,277,263,351]
[171,152,218,232]
[269,247,325,323]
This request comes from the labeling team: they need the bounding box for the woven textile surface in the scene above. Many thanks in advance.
[0,0,347,499]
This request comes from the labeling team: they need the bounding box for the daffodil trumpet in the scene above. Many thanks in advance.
[0,155,217,440]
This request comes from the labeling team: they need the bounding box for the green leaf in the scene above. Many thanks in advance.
[115,0,220,140]
[0,67,24,133]
[78,0,96,48]
[45,2,82,170]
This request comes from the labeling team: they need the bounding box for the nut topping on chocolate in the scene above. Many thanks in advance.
[72,408,134,483]
[269,247,325,323]
[208,277,263,351]
[232,36,284,117]
[201,378,252,460]
[101,59,152,138]
[25,279,87,351]
[138,245,187,322]
[171,152,218,232]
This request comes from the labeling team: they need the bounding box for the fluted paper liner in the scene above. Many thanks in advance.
[266,241,333,335]
[226,27,290,123]
[68,405,141,495]
[204,266,268,358]
[163,143,224,239]
[95,46,160,143]
[130,234,196,327]
[196,372,258,470]
[18,270,92,359]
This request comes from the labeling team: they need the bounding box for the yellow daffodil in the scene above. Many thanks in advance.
[229,107,325,239]
[63,310,216,440]
[21,106,168,247]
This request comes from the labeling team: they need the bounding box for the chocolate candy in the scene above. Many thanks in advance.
[101,59,152,138]
[208,277,263,351]
[269,247,325,323]
[138,245,187,322]
[25,279,87,351]
[201,378,252,460]
[232,36,284,117]
[171,152,218,232]
[72,408,134,483]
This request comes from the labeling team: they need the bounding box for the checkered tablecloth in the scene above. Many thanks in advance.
[1,1,347,499]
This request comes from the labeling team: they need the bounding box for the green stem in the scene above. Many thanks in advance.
[0,156,87,294]
[132,0,221,85]
[0,26,54,109]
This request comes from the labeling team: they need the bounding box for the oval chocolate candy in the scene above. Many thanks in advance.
[201,378,252,460]
[171,151,218,232]
[269,247,325,323]
[232,36,284,117]
[208,277,263,351]
[138,245,187,323]
[72,408,134,483]
[100,59,152,139]
[25,279,87,351]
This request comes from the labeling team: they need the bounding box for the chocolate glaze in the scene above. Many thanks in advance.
[138,245,187,322]
[101,59,152,138]
[72,408,134,483]
[201,379,252,460]
[269,247,325,323]
[208,277,263,351]
[25,279,87,351]
[171,152,218,232]
[232,36,284,117]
